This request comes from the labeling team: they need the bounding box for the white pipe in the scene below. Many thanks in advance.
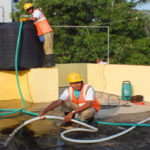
[3,115,150,147]
[61,117,150,143]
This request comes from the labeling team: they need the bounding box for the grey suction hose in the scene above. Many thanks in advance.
[4,115,150,147]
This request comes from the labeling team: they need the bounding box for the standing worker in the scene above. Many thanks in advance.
[39,73,101,129]
[20,3,55,67]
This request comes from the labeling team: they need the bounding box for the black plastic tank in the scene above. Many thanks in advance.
[0,21,44,70]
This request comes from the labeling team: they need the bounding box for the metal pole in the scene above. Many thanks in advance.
[52,25,109,28]
[107,26,110,64]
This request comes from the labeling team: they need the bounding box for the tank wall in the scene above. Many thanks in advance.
[0,22,44,70]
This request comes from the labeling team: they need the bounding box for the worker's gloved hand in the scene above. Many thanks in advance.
[19,18,27,22]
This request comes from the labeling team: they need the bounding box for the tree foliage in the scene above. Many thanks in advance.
[12,0,150,65]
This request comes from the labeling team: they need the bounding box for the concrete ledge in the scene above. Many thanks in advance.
[0,68,58,103]
[1,63,150,103]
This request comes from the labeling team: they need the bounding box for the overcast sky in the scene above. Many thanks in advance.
[136,2,150,10]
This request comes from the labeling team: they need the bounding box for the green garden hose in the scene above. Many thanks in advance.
[0,21,38,117]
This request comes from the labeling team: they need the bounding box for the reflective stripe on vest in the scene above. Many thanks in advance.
[32,9,53,36]
[68,84,101,112]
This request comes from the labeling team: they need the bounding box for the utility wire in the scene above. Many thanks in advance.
[101,17,139,25]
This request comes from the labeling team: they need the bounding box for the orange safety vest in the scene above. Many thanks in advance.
[32,9,53,36]
[68,84,101,112]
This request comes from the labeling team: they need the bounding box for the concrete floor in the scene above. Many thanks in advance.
[0,90,150,150]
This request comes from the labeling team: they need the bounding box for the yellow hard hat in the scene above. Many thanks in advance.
[24,3,33,11]
[67,73,83,83]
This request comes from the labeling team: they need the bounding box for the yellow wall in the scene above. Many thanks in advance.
[0,70,30,100]
[57,63,150,102]
[56,63,87,86]
[0,68,58,103]
[1,64,150,102]
[28,68,58,103]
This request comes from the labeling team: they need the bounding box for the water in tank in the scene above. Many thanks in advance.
[0,21,44,70]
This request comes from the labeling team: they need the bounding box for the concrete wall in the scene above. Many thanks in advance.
[28,68,58,103]
[0,0,12,22]
[56,63,87,87]
[57,63,150,102]
[0,68,58,103]
[1,63,150,103]
[0,0,20,22]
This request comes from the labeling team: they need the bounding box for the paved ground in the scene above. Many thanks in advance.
[95,91,150,122]
[0,90,150,150]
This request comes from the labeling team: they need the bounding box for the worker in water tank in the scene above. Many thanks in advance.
[20,3,55,68]
[38,73,101,129]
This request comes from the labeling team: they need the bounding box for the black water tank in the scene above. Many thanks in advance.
[0,21,44,70]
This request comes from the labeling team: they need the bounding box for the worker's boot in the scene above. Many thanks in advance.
[43,54,55,68]
[86,116,97,127]
[86,116,94,124]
